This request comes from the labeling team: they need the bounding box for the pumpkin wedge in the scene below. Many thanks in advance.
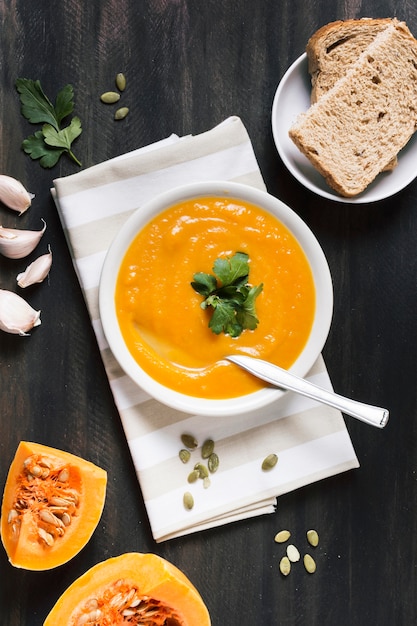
[44,552,211,625]
[1,441,107,570]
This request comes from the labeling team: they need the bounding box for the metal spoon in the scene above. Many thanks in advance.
[226,355,389,428]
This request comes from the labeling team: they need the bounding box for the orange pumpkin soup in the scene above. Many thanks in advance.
[115,196,315,399]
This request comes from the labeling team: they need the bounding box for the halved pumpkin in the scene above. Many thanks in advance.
[1,441,107,570]
[44,552,211,625]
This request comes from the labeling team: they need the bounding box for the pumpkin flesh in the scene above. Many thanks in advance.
[1,441,107,570]
[43,552,211,625]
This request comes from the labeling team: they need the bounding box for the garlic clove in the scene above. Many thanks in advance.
[17,245,52,288]
[0,289,41,335]
[0,219,46,259]
[0,175,34,215]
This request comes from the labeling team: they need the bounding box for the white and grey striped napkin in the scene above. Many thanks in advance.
[53,116,359,542]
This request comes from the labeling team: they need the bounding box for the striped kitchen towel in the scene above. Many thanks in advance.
[52,116,359,542]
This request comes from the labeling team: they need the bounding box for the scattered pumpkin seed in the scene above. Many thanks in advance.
[100,91,120,104]
[183,492,194,510]
[187,470,200,483]
[279,556,291,576]
[261,453,278,471]
[194,463,209,479]
[114,106,129,120]
[201,438,215,459]
[181,434,198,449]
[307,529,319,547]
[179,449,191,464]
[208,452,219,473]
[274,530,291,543]
[303,553,316,573]
[116,72,126,91]
[286,544,301,562]
[203,476,211,489]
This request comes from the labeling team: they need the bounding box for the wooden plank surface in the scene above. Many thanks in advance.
[1,1,416,624]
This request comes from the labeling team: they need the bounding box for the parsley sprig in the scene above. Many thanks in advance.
[16,78,82,168]
[191,251,263,338]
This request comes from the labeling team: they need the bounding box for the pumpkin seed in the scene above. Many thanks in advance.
[116,72,126,91]
[181,434,198,449]
[61,512,71,527]
[194,463,209,479]
[38,527,54,546]
[303,553,316,573]
[30,464,42,477]
[262,453,278,471]
[208,452,219,473]
[183,492,194,510]
[100,91,120,104]
[114,106,129,120]
[203,476,211,489]
[49,496,73,507]
[83,599,99,612]
[57,468,69,482]
[307,529,319,547]
[179,449,191,464]
[39,509,62,527]
[38,457,53,468]
[187,470,199,483]
[274,530,291,543]
[201,438,214,459]
[286,544,300,562]
[279,555,291,576]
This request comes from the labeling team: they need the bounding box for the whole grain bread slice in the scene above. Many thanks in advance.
[289,19,417,197]
[307,18,394,103]
[307,17,398,170]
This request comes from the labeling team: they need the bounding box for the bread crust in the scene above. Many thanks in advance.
[289,19,417,197]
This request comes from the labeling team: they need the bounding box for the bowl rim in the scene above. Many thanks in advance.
[271,53,417,203]
[99,180,333,416]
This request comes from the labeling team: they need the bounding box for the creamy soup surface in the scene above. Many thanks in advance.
[115,196,316,399]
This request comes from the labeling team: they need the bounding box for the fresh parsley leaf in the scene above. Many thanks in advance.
[236,284,264,331]
[210,299,243,337]
[16,78,59,129]
[213,251,249,287]
[54,85,76,125]
[16,78,82,168]
[191,251,263,337]
[43,118,82,165]
[22,130,66,168]
[191,272,218,297]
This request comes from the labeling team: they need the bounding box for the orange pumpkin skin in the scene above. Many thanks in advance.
[44,552,211,625]
[1,441,107,571]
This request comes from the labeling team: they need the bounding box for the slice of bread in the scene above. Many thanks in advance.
[307,18,394,103]
[289,19,417,197]
[307,18,397,171]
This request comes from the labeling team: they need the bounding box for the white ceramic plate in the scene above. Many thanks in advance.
[99,181,333,417]
[272,53,417,203]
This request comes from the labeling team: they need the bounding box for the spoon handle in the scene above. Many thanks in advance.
[226,356,389,429]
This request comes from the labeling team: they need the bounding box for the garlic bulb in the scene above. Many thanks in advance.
[0,175,34,215]
[17,246,52,288]
[0,289,41,335]
[0,219,46,259]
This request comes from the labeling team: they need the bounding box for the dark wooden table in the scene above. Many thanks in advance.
[1,1,416,624]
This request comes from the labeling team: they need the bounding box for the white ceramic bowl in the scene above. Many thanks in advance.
[272,53,417,203]
[99,181,333,416]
